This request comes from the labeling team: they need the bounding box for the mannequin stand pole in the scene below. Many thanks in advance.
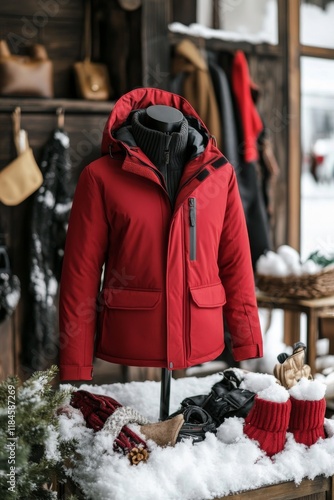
[159,368,172,420]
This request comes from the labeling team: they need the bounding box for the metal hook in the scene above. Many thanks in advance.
[12,106,21,136]
[56,107,65,129]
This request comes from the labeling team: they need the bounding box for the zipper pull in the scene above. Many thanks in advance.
[164,149,170,167]
[189,197,196,226]
[164,134,172,168]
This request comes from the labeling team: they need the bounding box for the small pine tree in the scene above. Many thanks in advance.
[0,365,76,500]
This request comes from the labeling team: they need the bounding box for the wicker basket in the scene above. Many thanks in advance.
[256,265,334,299]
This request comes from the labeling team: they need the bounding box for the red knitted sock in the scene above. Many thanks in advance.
[288,397,326,446]
[244,394,291,457]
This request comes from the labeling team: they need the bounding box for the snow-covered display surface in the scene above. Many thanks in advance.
[57,374,334,500]
[168,22,277,45]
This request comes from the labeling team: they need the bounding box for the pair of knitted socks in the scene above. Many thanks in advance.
[243,378,326,457]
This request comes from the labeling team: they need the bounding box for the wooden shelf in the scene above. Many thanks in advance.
[168,31,282,57]
[0,97,115,114]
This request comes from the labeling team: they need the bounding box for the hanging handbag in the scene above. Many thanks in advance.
[0,39,53,98]
[0,107,43,206]
[73,0,112,101]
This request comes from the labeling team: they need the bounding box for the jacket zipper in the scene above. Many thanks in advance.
[127,148,173,209]
[182,208,190,362]
[188,197,196,261]
[174,154,221,202]
[164,135,172,196]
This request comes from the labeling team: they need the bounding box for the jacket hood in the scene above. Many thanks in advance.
[101,87,210,156]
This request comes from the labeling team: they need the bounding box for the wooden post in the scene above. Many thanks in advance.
[280,0,302,343]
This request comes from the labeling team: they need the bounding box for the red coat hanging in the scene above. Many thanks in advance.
[59,87,263,381]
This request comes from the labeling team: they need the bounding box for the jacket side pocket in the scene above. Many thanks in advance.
[189,282,226,361]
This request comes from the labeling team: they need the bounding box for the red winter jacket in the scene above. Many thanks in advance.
[59,88,263,381]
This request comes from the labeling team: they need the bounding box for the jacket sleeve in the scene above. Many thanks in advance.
[59,166,108,381]
[218,167,263,361]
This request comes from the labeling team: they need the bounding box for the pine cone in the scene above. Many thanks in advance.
[128,446,149,465]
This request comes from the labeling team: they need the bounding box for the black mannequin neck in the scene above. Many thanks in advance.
[145,105,184,133]
[131,107,189,205]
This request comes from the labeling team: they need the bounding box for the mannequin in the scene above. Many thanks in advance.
[145,105,184,133]
[58,88,263,430]
[132,104,186,419]
[131,104,188,207]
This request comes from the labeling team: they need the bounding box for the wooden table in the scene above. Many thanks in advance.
[58,475,334,499]
[222,475,334,500]
[256,292,334,375]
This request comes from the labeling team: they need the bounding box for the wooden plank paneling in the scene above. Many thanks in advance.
[0,0,82,18]
[171,0,196,24]
[0,318,15,379]
[0,110,111,168]
[142,0,171,89]
[98,0,143,98]
[0,106,110,379]
[0,1,113,98]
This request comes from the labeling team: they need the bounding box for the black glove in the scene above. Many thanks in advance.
[168,406,217,444]
[201,387,255,426]
[170,369,255,428]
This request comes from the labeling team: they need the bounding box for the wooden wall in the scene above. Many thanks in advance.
[0,0,119,379]
[0,0,84,98]
[0,0,171,380]
[0,0,289,381]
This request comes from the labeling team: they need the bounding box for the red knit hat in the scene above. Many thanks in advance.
[70,390,148,462]
[288,396,326,446]
[244,393,291,457]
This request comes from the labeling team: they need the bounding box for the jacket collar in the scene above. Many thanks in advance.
[120,141,223,212]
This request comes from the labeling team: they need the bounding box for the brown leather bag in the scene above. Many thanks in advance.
[0,107,43,206]
[0,39,53,98]
[73,0,112,101]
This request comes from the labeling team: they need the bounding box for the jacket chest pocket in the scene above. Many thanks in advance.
[188,282,226,361]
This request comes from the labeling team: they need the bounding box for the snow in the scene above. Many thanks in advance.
[289,378,327,401]
[18,377,47,405]
[170,3,334,53]
[38,189,55,208]
[256,245,323,277]
[301,1,334,49]
[54,200,72,215]
[55,130,70,148]
[240,371,277,392]
[5,288,20,310]
[168,22,277,46]
[44,425,61,462]
[58,374,334,500]
[257,383,290,403]
[301,173,334,262]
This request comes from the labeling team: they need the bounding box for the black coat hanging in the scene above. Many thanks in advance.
[22,109,73,372]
